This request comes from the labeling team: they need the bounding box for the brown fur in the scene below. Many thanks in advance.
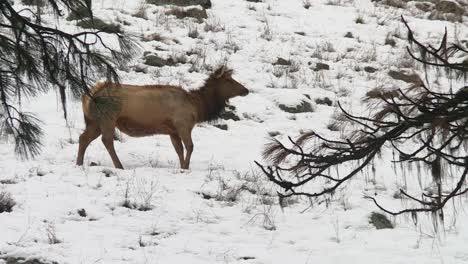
[76,66,249,169]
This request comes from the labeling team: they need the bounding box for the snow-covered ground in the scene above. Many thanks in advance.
[1,0,468,263]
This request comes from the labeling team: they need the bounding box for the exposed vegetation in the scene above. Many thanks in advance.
[369,212,394,229]
[1,257,58,264]
[146,0,212,9]
[76,18,123,33]
[0,190,15,213]
[279,100,314,114]
[165,7,208,23]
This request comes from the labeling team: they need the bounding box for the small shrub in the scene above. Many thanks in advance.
[311,49,323,60]
[224,34,240,53]
[288,60,301,73]
[188,25,199,38]
[327,121,341,131]
[314,62,330,71]
[217,186,242,202]
[77,208,87,217]
[337,87,351,97]
[272,65,285,78]
[171,52,188,64]
[188,46,209,73]
[214,124,228,130]
[429,11,463,23]
[325,0,344,5]
[427,0,464,22]
[434,0,464,15]
[0,257,57,264]
[364,66,378,73]
[146,0,212,9]
[46,223,62,244]
[396,51,416,68]
[121,176,158,211]
[279,100,314,113]
[303,0,311,9]
[393,190,404,199]
[66,5,92,21]
[166,7,207,23]
[246,204,277,231]
[321,41,336,53]
[377,18,388,26]
[360,47,377,62]
[380,0,406,8]
[0,179,16,184]
[414,2,433,12]
[142,32,165,42]
[76,18,122,33]
[133,4,149,20]
[315,97,333,106]
[353,64,362,72]
[273,57,291,66]
[268,131,281,137]
[385,34,396,47]
[388,70,421,84]
[369,212,393,229]
[344,32,354,38]
[260,19,273,41]
[0,190,15,213]
[355,15,365,24]
[21,0,45,6]
[143,54,178,67]
[201,176,244,203]
[204,17,225,32]
[327,111,347,131]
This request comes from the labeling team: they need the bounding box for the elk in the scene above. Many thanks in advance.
[76,66,249,169]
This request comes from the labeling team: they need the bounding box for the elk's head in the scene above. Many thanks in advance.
[210,66,249,100]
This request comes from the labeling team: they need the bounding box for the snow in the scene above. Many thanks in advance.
[1,0,468,263]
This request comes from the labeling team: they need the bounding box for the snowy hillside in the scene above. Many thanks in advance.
[1,0,468,263]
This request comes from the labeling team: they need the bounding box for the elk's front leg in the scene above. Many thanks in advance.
[170,134,184,168]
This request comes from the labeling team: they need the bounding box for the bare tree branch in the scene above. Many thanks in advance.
[257,17,468,217]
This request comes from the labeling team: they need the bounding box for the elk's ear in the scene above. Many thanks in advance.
[224,69,233,77]
[214,66,226,79]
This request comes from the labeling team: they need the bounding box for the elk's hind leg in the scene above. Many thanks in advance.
[76,121,101,166]
[170,134,184,168]
[101,124,124,169]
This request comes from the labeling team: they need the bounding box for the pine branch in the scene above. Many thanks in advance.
[0,0,137,158]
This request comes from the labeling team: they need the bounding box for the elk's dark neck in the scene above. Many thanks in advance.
[190,79,227,123]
